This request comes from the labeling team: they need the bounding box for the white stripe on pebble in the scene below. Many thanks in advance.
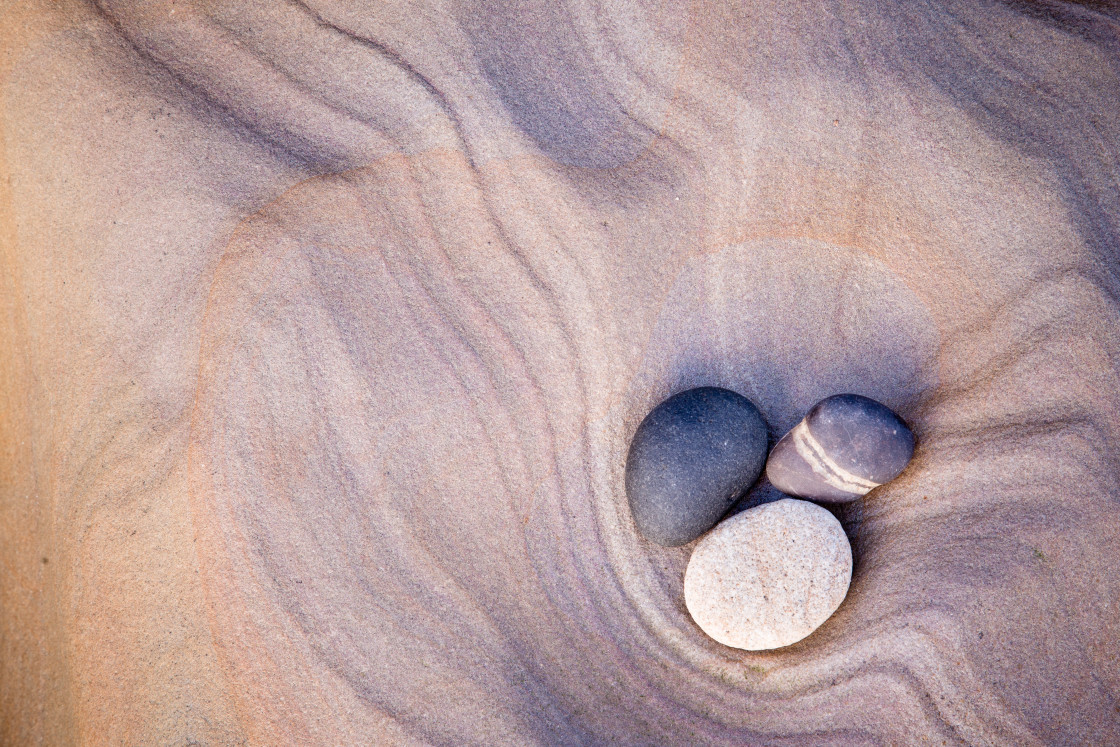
[790,421,881,495]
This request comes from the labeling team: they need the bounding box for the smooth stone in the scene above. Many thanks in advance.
[625,387,768,546]
[766,394,915,504]
[683,498,852,650]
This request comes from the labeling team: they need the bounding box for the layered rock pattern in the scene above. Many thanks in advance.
[2,1,1119,745]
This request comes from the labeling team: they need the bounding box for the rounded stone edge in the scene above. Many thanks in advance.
[805,393,916,483]
[766,393,916,503]
[683,498,853,650]
[624,386,769,546]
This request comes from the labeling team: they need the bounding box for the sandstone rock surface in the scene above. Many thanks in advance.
[2,1,1119,745]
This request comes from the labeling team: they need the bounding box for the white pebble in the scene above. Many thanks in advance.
[683,498,852,650]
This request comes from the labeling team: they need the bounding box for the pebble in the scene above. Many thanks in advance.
[625,387,768,546]
[766,394,914,503]
[683,498,852,650]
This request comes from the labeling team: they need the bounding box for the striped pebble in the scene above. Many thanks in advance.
[766,394,915,503]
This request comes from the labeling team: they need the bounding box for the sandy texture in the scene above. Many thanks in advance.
[684,499,852,650]
[2,0,1119,744]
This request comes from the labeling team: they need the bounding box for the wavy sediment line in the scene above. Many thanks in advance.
[186,143,1120,743]
[166,1,1120,744]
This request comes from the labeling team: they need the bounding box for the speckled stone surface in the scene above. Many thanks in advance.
[625,387,768,546]
[683,498,852,650]
[766,394,915,503]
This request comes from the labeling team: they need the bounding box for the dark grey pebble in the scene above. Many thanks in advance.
[766,394,914,503]
[625,387,768,546]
